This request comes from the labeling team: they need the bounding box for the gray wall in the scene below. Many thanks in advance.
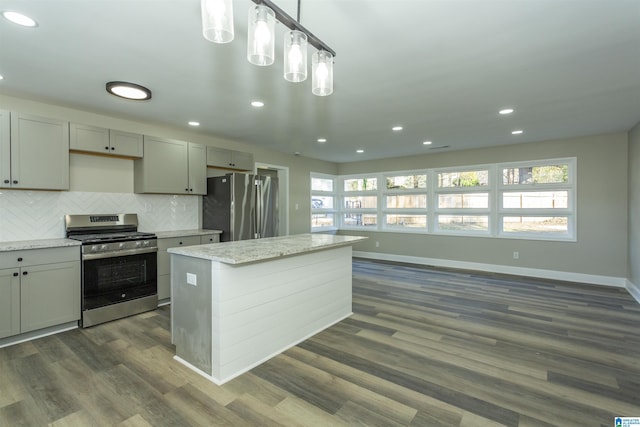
[338,133,629,279]
[629,122,640,286]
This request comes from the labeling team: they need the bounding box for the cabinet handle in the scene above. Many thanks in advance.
[179,241,183,245]
[13,180,18,184]
[13,272,18,277]
[3,179,9,184]
[105,146,109,150]
[111,147,115,151]
[17,257,23,262]
[22,271,28,275]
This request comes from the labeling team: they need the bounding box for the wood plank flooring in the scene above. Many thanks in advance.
[1,258,639,426]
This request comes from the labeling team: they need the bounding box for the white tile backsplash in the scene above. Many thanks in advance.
[0,189,199,241]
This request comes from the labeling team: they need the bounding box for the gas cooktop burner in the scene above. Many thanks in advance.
[69,231,157,244]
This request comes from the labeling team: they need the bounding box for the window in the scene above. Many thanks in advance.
[498,159,575,239]
[311,174,337,231]
[341,175,378,228]
[383,172,428,231]
[311,157,576,241]
[434,167,490,234]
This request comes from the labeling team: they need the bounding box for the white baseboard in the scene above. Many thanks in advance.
[625,280,640,304]
[353,251,628,288]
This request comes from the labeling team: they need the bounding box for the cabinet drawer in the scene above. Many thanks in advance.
[157,236,201,251]
[200,234,220,244]
[0,246,80,269]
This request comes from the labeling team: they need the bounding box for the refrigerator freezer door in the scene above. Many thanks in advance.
[231,173,256,241]
[257,175,279,238]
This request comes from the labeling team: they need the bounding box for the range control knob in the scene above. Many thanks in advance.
[119,242,126,249]
[91,245,99,252]
[100,244,108,251]
[135,241,142,248]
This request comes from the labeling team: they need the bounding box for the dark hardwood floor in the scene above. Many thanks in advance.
[1,258,639,426]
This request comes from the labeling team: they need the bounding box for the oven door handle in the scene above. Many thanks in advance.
[82,247,158,260]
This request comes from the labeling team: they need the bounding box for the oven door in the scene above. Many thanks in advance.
[82,249,157,310]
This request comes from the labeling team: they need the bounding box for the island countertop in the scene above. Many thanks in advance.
[167,233,366,265]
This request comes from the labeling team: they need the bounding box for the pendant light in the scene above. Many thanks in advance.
[247,4,275,66]
[284,30,308,82]
[312,50,333,96]
[201,0,234,43]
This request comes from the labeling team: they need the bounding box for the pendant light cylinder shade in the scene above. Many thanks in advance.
[312,50,333,96]
[284,30,308,82]
[201,0,234,43]
[247,5,275,66]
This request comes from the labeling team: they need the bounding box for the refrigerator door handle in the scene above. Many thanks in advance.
[255,178,261,239]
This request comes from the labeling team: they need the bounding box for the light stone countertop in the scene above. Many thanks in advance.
[153,229,222,239]
[167,233,367,265]
[0,238,82,252]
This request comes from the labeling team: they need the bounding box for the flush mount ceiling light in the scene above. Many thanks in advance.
[2,11,38,27]
[105,81,152,100]
[201,0,335,96]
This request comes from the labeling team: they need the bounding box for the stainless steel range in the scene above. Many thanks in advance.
[65,213,157,327]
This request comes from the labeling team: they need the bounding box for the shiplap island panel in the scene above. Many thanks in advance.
[168,233,366,385]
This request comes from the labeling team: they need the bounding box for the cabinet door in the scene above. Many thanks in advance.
[0,268,20,339]
[188,143,206,195]
[206,146,233,168]
[10,113,69,190]
[135,136,188,194]
[110,130,143,158]
[69,123,110,154]
[231,151,254,171]
[20,261,80,333]
[0,110,11,188]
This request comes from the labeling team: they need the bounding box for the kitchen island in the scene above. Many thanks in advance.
[168,233,366,385]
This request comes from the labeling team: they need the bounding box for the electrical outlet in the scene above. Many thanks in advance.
[513,251,519,260]
[375,241,380,248]
[186,273,197,286]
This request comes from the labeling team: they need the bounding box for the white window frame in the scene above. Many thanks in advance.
[382,170,428,233]
[432,165,492,236]
[340,174,379,229]
[310,173,338,232]
[310,157,577,242]
[497,157,576,241]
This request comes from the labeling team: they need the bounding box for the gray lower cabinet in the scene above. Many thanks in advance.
[0,268,20,338]
[157,234,220,303]
[0,246,81,339]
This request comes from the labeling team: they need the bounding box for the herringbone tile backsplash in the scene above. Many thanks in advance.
[0,190,199,241]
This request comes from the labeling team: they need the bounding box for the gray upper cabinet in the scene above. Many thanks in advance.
[206,146,254,171]
[134,136,205,195]
[1,112,69,190]
[70,123,143,158]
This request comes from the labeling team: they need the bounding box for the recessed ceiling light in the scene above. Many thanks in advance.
[188,121,200,126]
[2,11,38,27]
[0,75,3,80]
[251,100,264,107]
[499,108,514,115]
[105,81,152,100]
[422,140,432,145]
[392,126,403,131]
[512,130,524,135]
[356,149,364,153]
[317,138,327,143]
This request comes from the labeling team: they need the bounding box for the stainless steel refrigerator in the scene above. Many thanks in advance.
[202,173,279,242]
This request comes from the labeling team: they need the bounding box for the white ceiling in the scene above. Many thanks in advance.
[0,0,639,163]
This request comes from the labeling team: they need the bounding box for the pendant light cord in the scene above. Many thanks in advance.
[297,0,301,23]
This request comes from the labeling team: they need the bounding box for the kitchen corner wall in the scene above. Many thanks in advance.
[0,190,198,241]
